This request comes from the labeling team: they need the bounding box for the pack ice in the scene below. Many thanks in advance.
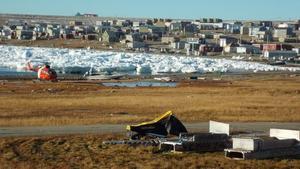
[0,45,299,75]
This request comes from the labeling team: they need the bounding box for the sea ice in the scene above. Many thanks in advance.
[0,45,299,75]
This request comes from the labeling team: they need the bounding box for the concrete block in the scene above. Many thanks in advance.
[159,140,184,152]
[260,139,298,150]
[232,138,260,151]
[232,137,298,151]
[270,129,300,141]
[209,121,230,135]
[225,145,300,160]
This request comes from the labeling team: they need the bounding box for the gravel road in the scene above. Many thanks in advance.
[0,122,299,137]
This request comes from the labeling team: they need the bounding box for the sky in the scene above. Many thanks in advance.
[0,0,299,20]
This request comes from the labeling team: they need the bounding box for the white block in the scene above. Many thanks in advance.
[232,138,260,151]
[209,121,230,135]
[270,129,300,141]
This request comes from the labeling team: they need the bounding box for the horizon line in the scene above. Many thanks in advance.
[0,12,299,22]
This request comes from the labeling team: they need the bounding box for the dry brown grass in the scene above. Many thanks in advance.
[0,75,300,126]
[0,134,299,169]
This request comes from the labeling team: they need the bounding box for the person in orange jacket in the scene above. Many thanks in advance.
[27,62,57,81]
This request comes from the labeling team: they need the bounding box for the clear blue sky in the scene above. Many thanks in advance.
[0,0,299,20]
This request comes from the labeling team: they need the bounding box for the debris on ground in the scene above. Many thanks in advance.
[225,129,300,160]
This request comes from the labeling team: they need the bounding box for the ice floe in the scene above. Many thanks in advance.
[0,45,299,75]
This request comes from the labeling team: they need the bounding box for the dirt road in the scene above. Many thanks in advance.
[0,122,299,137]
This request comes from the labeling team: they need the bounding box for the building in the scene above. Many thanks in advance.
[170,41,186,50]
[249,26,262,37]
[273,28,288,39]
[264,50,297,60]
[16,30,36,40]
[83,14,98,17]
[292,48,300,54]
[0,28,12,39]
[224,43,239,53]
[260,21,273,27]
[96,20,111,26]
[127,41,146,49]
[219,37,238,47]
[261,44,282,51]
[236,45,261,54]
[161,36,179,44]
[256,30,272,42]
[102,30,119,43]
[46,28,60,39]
[169,22,182,31]
[69,21,83,26]
[225,23,241,34]
[240,26,250,35]
[125,33,142,42]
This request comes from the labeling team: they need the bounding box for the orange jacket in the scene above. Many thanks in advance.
[38,66,57,81]
[27,63,57,81]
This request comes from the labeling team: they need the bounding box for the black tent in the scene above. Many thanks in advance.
[126,111,188,139]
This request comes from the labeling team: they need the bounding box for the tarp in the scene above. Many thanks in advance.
[126,111,187,138]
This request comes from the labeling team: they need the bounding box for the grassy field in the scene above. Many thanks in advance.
[0,74,300,127]
[0,134,299,169]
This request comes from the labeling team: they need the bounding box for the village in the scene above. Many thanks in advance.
[0,1,300,166]
[0,13,300,65]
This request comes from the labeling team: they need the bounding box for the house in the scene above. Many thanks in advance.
[236,45,261,54]
[262,44,281,51]
[125,33,142,42]
[46,28,60,39]
[169,22,182,31]
[243,22,255,27]
[249,26,263,37]
[83,13,98,17]
[133,21,142,27]
[240,26,250,35]
[1,28,12,39]
[225,23,241,34]
[292,48,300,54]
[197,22,223,30]
[139,26,150,34]
[69,21,83,26]
[82,34,99,40]
[59,27,75,39]
[198,18,222,23]
[255,30,272,42]
[127,41,146,49]
[154,21,166,28]
[148,26,166,36]
[96,20,111,26]
[184,38,205,52]
[161,36,179,44]
[170,41,186,50]
[16,30,36,40]
[264,50,297,60]
[224,43,239,53]
[262,43,294,51]
[121,27,132,34]
[219,37,238,47]
[102,30,119,43]
[273,28,288,41]
[182,23,198,33]
[260,21,273,27]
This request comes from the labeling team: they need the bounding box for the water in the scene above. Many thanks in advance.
[102,81,178,88]
[0,67,35,76]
